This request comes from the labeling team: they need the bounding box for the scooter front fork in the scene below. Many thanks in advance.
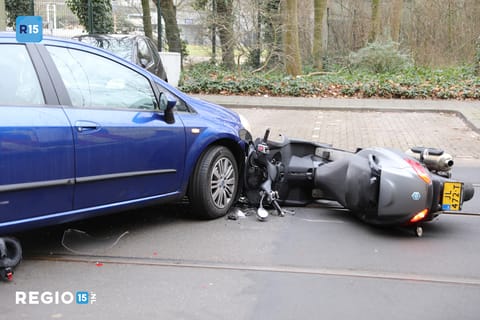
[256,190,295,221]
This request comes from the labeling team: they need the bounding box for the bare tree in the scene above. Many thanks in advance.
[157,0,182,53]
[0,0,6,30]
[183,0,480,70]
[390,0,403,42]
[400,0,479,65]
[263,0,283,68]
[369,0,380,42]
[193,0,236,68]
[283,0,302,75]
[216,0,235,68]
[141,0,153,40]
[312,0,328,70]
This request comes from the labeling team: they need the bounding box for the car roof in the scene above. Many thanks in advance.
[73,33,146,41]
[72,34,135,51]
[0,32,159,53]
[0,31,180,94]
[0,31,154,74]
[0,31,105,49]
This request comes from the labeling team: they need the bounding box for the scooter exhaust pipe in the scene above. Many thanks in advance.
[405,148,454,172]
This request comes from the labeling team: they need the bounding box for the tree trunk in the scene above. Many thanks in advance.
[283,0,302,76]
[312,0,327,70]
[215,0,235,69]
[263,0,282,67]
[446,0,454,52]
[157,0,182,53]
[141,0,153,40]
[0,0,5,31]
[390,0,403,42]
[369,0,380,42]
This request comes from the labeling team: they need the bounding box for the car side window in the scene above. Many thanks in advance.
[145,38,159,65]
[46,46,157,110]
[155,85,190,112]
[0,44,45,105]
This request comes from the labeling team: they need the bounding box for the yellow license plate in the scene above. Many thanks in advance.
[442,182,463,211]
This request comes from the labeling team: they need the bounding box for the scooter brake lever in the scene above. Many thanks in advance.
[263,128,271,142]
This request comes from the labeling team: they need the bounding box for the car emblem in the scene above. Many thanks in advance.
[411,192,421,201]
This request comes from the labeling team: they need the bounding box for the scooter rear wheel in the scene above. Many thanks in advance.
[414,226,423,238]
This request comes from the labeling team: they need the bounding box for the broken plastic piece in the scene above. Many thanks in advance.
[0,267,13,281]
[227,207,246,220]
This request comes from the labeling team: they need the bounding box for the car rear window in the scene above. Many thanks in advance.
[75,36,133,61]
[0,44,45,105]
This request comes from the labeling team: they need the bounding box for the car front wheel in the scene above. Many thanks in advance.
[189,146,239,219]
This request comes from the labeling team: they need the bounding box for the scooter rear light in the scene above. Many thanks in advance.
[405,158,432,185]
[410,208,429,223]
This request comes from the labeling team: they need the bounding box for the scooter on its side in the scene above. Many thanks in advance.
[243,129,475,237]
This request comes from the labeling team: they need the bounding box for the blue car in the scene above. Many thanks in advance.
[0,32,251,236]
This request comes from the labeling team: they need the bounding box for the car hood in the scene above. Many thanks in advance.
[166,83,240,123]
[189,96,240,123]
[151,77,242,130]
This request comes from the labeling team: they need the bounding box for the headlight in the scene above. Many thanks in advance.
[238,113,253,142]
[238,113,252,133]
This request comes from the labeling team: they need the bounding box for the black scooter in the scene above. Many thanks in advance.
[243,129,475,237]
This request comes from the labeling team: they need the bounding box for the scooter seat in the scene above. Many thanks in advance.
[314,157,350,207]
[314,155,379,212]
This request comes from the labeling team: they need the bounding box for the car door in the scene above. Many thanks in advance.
[44,45,186,210]
[0,43,75,228]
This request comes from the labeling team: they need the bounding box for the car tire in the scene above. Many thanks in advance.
[189,146,238,219]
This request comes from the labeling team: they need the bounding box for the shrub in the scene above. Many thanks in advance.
[348,41,413,74]
[180,60,480,100]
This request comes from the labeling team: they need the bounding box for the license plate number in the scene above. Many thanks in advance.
[442,182,463,211]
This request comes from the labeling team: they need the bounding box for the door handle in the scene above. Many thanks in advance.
[75,120,100,133]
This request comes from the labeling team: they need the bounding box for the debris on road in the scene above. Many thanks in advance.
[61,229,129,255]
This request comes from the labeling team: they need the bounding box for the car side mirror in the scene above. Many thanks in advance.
[159,92,176,124]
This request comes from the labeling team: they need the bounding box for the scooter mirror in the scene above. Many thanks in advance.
[256,207,269,221]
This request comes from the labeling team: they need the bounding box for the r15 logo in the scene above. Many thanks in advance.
[16,16,43,43]
[76,291,89,305]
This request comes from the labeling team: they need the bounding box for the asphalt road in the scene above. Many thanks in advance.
[1,108,479,319]
[2,177,479,320]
